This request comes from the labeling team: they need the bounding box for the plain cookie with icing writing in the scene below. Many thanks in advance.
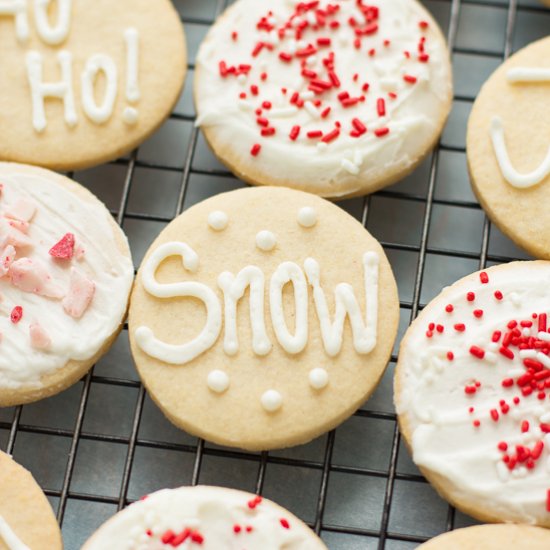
[82,485,327,550]
[128,186,399,451]
[194,0,452,198]
[0,450,62,550]
[395,262,550,527]
[0,162,134,406]
[0,0,186,170]
[467,37,550,259]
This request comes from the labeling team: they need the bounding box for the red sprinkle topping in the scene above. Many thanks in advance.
[479,272,489,284]
[445,304,454,313]
[469,346,485,359]
[280,518,290,529]
[10,306,23,324]
[466,292,475,302]
[250,143,261,156]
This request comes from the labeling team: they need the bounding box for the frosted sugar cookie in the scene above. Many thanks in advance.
[82,485,327,550]
[418,524,550,550]
[467,37,550,259]
[395,262,550,526]
[0,162,134,406]
[128,187,399,451]
[194,0,452,198]
[0,450,62,550]
[0,0,186,170]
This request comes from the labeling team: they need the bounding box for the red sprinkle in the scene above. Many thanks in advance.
[447,351,454,361]
[445,304,454,313]
[494,290,503,300]
[473,309,483,318]
[454,323,466,332]
[419,20,429,29]
[280,519,290,529]
[490,409,499,422]
[403,74,417,84]
[469,346,485,359]
[376,98,386,117]
[467,292,475,302]
[374,127,389,137]
[250,144,261,157]
[289,125,301,141]
[480,272,489,284]
[10,306,23,324]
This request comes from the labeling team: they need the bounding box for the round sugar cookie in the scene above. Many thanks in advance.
[0,0,186,170]
[467,37,550,259]
[82,485,327,549]
[418,524,550,550]
[194,0,452,199]
[395,262,550,527]
[0,162,134,406]
[128,186,399,451]
[0,450,62,550]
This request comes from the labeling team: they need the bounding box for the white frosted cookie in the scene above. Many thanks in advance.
[82,485,327,550]
[467,37,550,259]
[395,262,550,526]
[0,0,186,170]
[128,187,399,451]
[0,450,62,550]
[194,0,452,198]
[0,162,134,406]
[418,524,550,550]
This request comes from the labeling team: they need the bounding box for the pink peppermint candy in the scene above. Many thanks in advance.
[62,268,95,319]
[9,258,64,299]
[49,233,75,260]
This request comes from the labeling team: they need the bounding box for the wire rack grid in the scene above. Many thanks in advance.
[1,0,549,548]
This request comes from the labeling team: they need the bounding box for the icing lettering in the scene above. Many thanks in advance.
[0,0,29,43]
[81,54,118,124]
[134,242,222,365]
[26,50,77,132]
[135,241,380,363]
[124,28,140,103]
[34,0,71,46]
[507,67,550,83]
[0,515,30,550]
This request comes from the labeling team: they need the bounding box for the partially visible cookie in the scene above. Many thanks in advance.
[128,186,399,451]
[0,0,186,170]
[0,450,62,550]
[195,0,452,198]
[467,37,550,259]
[0,162,134,406]
[395,261,550,526]
[418,524,550,550]
[82,485,327,550]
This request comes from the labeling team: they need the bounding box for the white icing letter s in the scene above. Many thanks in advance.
[134,242,222,365]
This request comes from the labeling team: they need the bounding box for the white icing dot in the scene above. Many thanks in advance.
[256,230,276,251]
[207,210,228,231]
[309,368,329,390]
[207,370,230,393]
[297,207,317,228]
[122,106,139,125]
[261,389,282,412]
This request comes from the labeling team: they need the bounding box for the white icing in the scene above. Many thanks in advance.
[81,54,118,124]
[261,389,283,412]
[308,368,328,390]
[33,0,72,45]
[135,242,222,365]
[269,262,308,354]
[396,264,550,525]
[490,117,550,189]
[207,370,229,393]
[25,50,77,133]
[124,27,140,103]
[507,67,550,83]
[122,106,138,125]
[0,172,133,389]
[195,0,451,196]
[297,207,317,228]
[0,0,29,43]
[207,210,228,231]
[255,230,276,251]
[82,486,319,549]
[218,267,271,356]
[304,252,378,356]
[0,515,30,550]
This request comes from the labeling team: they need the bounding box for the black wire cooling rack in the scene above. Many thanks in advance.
[1,0,549,548]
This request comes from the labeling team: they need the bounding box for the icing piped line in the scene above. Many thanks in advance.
[0,515,30,550]
[490,117,550,189]
[507,68,550,83]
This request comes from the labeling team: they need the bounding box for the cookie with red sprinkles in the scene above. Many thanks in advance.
[395,262,550,526]
[418,524,550,550]
[0,450,62,550]
[467,37,550,259]
[82,485,327,550]
[194,0,452,198]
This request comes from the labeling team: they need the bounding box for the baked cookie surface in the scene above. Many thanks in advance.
[0,0,186,170]
[128,186,399,451]
[395,262,550,526]
[0,450,62,550]
[195,0,452,198]
[82,485,327,549]
[467,37,550,259]
[418,524,550,550]
[0,162,134,406]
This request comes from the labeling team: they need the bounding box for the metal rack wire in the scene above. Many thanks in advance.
[1,0,549,548]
